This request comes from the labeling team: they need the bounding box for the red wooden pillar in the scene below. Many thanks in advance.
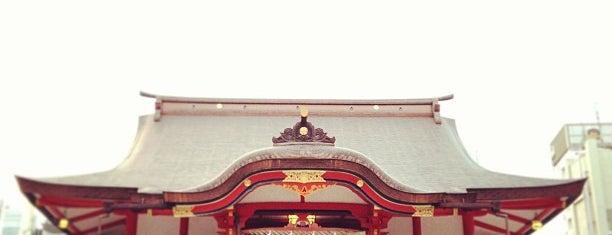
[366,206,391,235]
[412,217,422,235]
[227,208,235,235]
[462,212,475,235]
[367,228,380,235]
[179,217,189,235]
[125,211,138,235]
[369,207,380,235]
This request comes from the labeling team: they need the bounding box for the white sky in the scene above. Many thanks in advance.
[1,1,611,234]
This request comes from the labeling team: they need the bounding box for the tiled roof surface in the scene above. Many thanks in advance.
[25,94,577,194]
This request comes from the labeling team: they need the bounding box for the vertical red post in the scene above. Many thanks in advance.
[462,212,475,235]
[412,217,422,235]
[369,206,380,235]
[179,217,189,235]
[125,211,138,235]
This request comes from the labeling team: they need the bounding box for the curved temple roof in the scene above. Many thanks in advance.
[16,92,585,234]
[19,92,580,195]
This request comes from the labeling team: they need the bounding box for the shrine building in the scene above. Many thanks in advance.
[16,92,585,235]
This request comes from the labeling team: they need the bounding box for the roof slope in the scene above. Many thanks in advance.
[19,92,580,196]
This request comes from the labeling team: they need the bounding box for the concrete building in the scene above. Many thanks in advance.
[0,198,58,235]
[551,123,612,235]
[1,200,38,235]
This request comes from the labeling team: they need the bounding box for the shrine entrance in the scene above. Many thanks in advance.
[234,203,370,234]
[242,228,365,235]
[202,170,399,235]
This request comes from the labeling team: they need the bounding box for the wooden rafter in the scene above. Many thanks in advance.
[69,209,107,223]
[37,195,104,208]
[474,219,514,235]
[515,208,555,234]
[488,211,530,224]
[500,198,564,210]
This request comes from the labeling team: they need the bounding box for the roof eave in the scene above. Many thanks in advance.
[467,177,587,200]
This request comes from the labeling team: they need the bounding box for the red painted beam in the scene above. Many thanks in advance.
[474,220,513,235]
[235,202,372,219]
[489,211,530,224]
[433,208,454,216]
[434,208,489,217]
[179,170,421,215]
[146,208,173,216]
[326,172,418,213]
[37,195,103,208]
[69,209,107,223]
[47,206,81,234]
[500,198,563,210]
[515,208,555,234]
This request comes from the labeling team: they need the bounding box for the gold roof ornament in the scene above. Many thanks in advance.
[300,106,309,117]
[272,106,335,145]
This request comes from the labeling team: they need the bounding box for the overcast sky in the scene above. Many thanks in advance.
[1,1,611,234]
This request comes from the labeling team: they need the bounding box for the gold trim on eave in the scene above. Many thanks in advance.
[412,205,434,217]
[282,170,326,183]
[172,205,195,218]
[276,183,332,197]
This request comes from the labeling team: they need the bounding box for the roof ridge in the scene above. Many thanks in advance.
[140,91,453,105]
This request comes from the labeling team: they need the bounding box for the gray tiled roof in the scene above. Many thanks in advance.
[28,104,575,194]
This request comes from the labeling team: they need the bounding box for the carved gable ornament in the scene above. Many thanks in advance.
[274,170,334,197]
[272,107,335,145]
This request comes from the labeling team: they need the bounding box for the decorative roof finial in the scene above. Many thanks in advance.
[300,106,309,118]
[272,106,335,145]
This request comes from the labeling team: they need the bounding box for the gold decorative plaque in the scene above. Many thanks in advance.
[172,205,195,218]
[412,205,434,217]
[282,170,326,183]
[277,183,332,196]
